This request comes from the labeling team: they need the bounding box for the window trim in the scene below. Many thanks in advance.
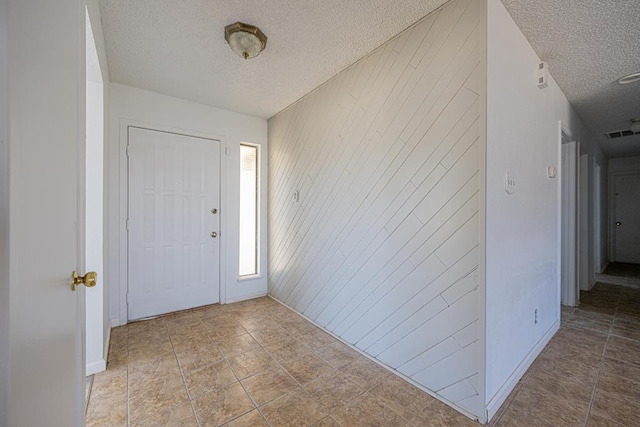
[239,143,260,278]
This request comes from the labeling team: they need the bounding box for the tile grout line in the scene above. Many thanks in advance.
[166,321,202,427]
[126,325,131,427]
[183,303,324,426]
[217,317,273,427]
[258,306,429,425]
[240,311,340,426]
[99,286,639,427]
[232,306,402,426]
[267,294,479,422]
[583,287,621,427]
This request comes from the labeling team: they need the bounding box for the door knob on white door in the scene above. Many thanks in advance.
[71,270,97,291]
[211,231,218,238]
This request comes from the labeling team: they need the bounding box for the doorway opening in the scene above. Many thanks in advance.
[560,131,580,307]
[85,7,106,377]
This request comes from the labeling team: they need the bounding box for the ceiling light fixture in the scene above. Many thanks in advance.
[618,72,640,85]
[630,118,640,134]
[225,22,267,60]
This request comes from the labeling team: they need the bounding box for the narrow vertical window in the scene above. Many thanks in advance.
[239,144,258,276]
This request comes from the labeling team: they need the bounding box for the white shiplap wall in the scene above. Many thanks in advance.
[268,0,484,417]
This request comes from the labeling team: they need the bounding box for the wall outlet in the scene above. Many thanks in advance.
[534,308,538,325]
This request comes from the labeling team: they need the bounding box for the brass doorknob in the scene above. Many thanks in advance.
[71,270,97,291]
[211,231,218,238]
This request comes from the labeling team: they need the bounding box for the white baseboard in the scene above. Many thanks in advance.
[598,261,609,275]
[86,359,106,376]
[485,320,560,422]
[267,295,480,423]
[86,320,114,376]
[103,321,112,363]
[225,292,267,304]
[110,317,123,327]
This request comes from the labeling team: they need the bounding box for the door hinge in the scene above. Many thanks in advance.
[126,293,129,304]
[126,218,130,231]
[126,145,130,157]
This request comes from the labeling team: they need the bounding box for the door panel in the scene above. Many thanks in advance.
[128,127,220,320]
[614,172,640,264]
[561,141,579,306]
[579,154,589,290]
[7,0,85,425]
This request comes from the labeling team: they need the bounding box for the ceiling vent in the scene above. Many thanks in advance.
[604,129,640,140]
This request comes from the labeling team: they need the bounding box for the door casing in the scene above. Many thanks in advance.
[560,135,580,307]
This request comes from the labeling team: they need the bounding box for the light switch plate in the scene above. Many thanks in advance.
[505,172,516,194]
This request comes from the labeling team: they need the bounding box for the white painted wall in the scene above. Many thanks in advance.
[86,0,112,358]
[0,0,9,423]
[86,79,104,373]
[108,83,268,325]
[484,0,606,418]
[609,155,640,174]
[269,0,485,419]
[85,3,107,376]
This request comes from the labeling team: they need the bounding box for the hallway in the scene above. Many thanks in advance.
[87,283,640,426]
[495,283,640,426]
[596,263,640,289]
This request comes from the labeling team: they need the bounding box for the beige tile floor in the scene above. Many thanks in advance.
[87,283,640,426]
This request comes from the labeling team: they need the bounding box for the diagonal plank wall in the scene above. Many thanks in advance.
[268,0,484,417]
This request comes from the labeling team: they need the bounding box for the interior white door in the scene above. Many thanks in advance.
[127,127,220,320]
[613,172,640,264]
[579,153,589,290]
[593,163,602,273]
[6,0,86,425]
[561,140,579,306]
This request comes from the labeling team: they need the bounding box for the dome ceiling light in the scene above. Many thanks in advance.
[225,22,267,60]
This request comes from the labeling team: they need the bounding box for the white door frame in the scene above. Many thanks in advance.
[117,120,227,325]
[579,153,589,290]
[593,162,603,274]
[560,129,580,307]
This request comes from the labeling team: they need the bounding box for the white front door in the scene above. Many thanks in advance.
[613,172,640,264]
[7,0,86,425]
[127,127,220,320]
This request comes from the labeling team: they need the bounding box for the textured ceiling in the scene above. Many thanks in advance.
[100,0,640,157]
[501,0,640,158]
[98,0,449,119]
